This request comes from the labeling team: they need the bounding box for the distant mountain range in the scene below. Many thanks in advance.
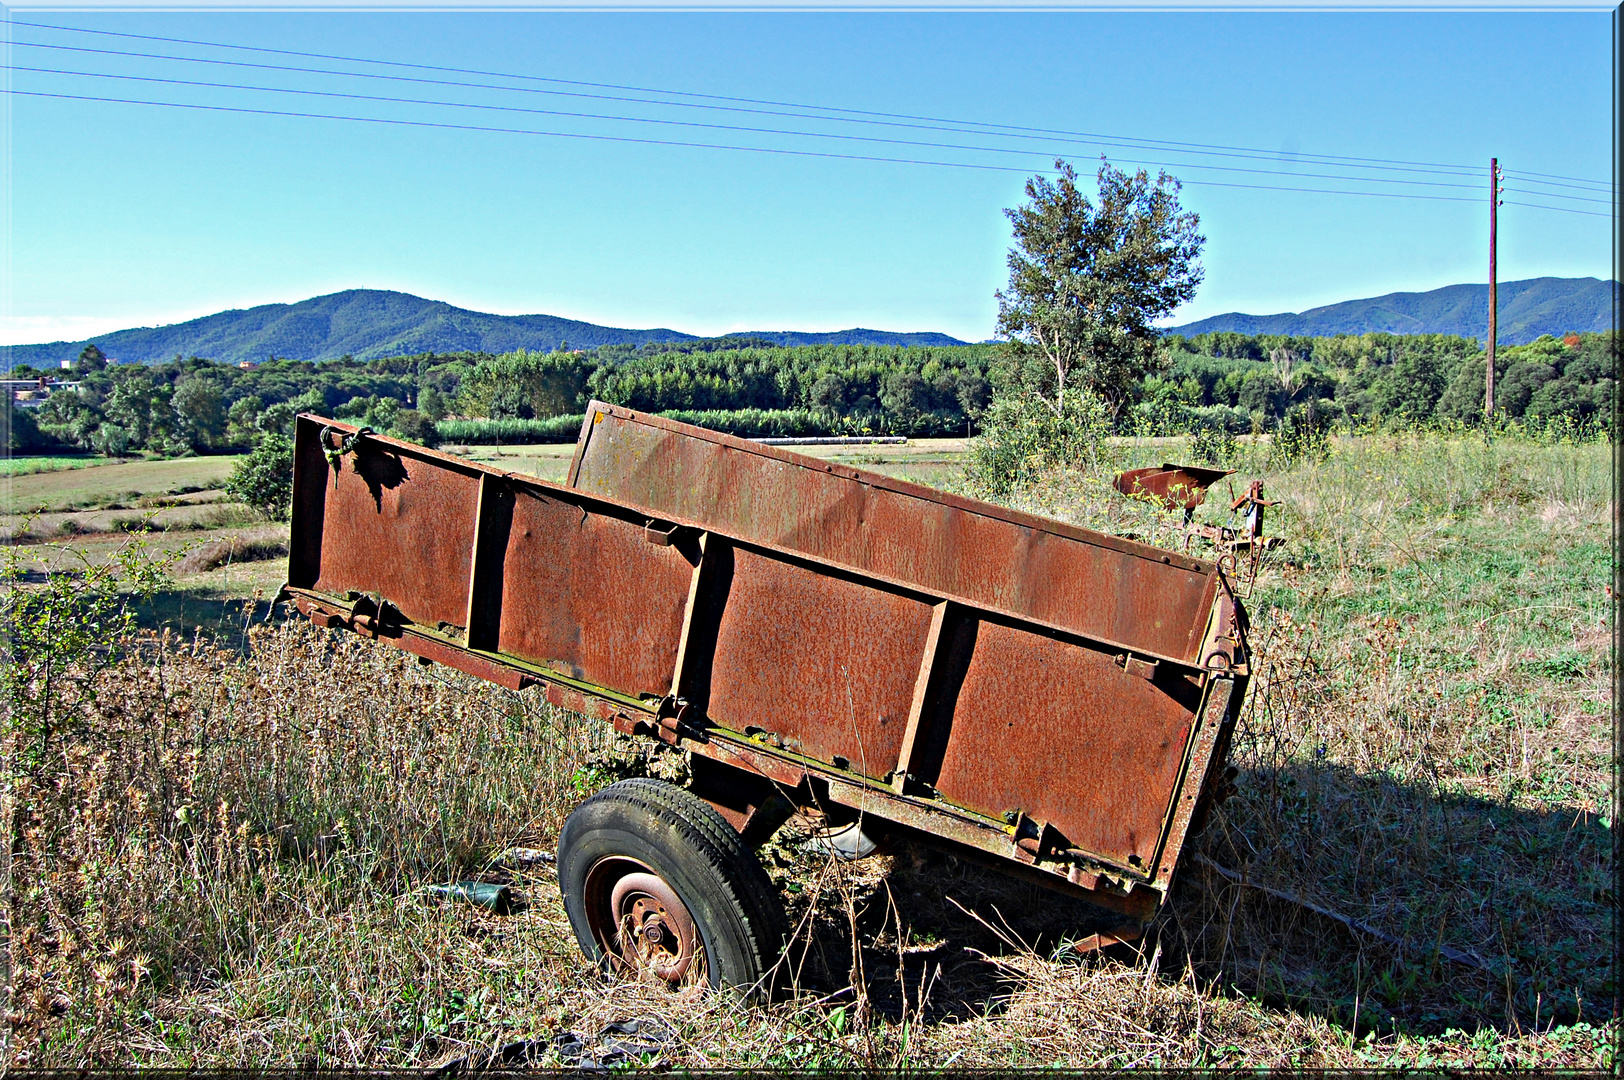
[1165,276,1617,345]
[0,289,969,369]
[4,277,1615,371]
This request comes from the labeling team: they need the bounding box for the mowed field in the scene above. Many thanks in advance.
[2,452,289,636]
[6,431,1616,1069]
[446,436,971,489]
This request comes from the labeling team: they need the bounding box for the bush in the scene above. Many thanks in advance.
[4,401,71,453]
[1189,424,1239,467]
[966,392,1114,499]
[225,432,295,520]
[1271,403,1331,466]
[1,525,172,769]
[386,407,439,448]
[90,422,132,458]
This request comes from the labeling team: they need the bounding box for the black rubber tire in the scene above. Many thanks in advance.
[557,777,788,998]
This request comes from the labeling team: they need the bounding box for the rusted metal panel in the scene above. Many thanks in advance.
[568,403,1221,664]
[289,418,480,631]
[692,542,935,777]
[490,485,694,700]
[1113,464,1234,512]
[922,613,1203,871]
[288,411,1246,928]
[1149,676,1237,892]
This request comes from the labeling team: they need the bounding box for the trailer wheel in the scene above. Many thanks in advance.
[557,778,787,997]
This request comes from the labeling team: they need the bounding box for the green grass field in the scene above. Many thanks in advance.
[3,454,242,514]
[7,429,1615,1069]
[0,453,106,477]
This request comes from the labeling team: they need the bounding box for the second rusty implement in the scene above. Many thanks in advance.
[1113,463,1235,524]
[283,403,1249,996]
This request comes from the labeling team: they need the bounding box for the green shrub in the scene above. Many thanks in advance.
[966,392,1114,499]
[225,432,295,520]
[385,407,439,448]
[1189,424,1239,467]
[1,525,172,769]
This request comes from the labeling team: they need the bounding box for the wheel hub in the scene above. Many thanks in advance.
[584,858,703,986]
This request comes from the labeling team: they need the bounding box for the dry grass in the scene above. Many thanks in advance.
[4,431,1615,1069]
[174,535,289,575]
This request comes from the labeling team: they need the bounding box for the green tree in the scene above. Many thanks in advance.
[995,158,1205,420]
[90,422,131,457]
[226,394,264,446]
[225,432,295,520]
[417,386,448,422]
[73,343,108,375]
[809,372,848,418]
[458,350,591,420]
[1369,347,1449,422]
[1497,361,1557,418]
[172,375,225,449]
[3,400,57,453]
[879,368,929,425]
[257,401,297,437]
[104,371,156,448]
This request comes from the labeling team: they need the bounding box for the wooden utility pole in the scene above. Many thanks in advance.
[1486,158,1503,418]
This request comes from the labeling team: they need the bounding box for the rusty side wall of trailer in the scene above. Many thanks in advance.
[566,402,1221,666]
[288,415,1238,887]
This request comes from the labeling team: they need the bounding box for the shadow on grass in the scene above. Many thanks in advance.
[129,583,286,653]
[1164,761,1614,1038]
[776,836,1134,1023]
[775,760,1611,1039]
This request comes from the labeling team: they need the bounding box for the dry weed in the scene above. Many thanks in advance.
[4,431,1615,1070]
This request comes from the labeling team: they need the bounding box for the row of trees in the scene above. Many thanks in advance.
[7,160,1614,459]
[1141,329,1614,433]
[8,326,1613,457]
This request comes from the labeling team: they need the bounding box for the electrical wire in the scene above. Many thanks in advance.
[7,21,1612,209]
[1511,167,1614,188]
[5,62,1499,193]
[1502,200,1611,218]
[1508,171,1613,191]
[12,88,1502,206]
[11,20,1518,180]
[8,37,1495,183]
[1503,173,1616,198]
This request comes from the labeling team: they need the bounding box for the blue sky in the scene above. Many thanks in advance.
[2,9,1615,345]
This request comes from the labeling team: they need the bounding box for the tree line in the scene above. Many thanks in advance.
[4,327,1614,457]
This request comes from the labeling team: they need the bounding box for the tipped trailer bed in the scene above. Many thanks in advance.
[283,403,1248,992]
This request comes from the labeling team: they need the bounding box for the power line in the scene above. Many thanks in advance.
[13,88,1501,208]
[1503,172,1615,196]
[1511,167,1614,188]
[9,36,1494,184]
[13,19,1522,182]
[6,23,1610,213]
[5,62,1496,194]
[1502,200,1611,218]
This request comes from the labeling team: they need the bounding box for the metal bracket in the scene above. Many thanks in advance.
[644,520,679,546]
[1115,653,1159,681]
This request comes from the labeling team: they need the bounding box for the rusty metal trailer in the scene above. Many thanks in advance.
[283,403,1248,993]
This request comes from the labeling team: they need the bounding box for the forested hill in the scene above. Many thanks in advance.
[2,289,968,369]
[1166,277,1618,344]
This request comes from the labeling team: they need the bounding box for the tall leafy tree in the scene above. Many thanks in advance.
[996,158,1205,419]
[172,375,225,449]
